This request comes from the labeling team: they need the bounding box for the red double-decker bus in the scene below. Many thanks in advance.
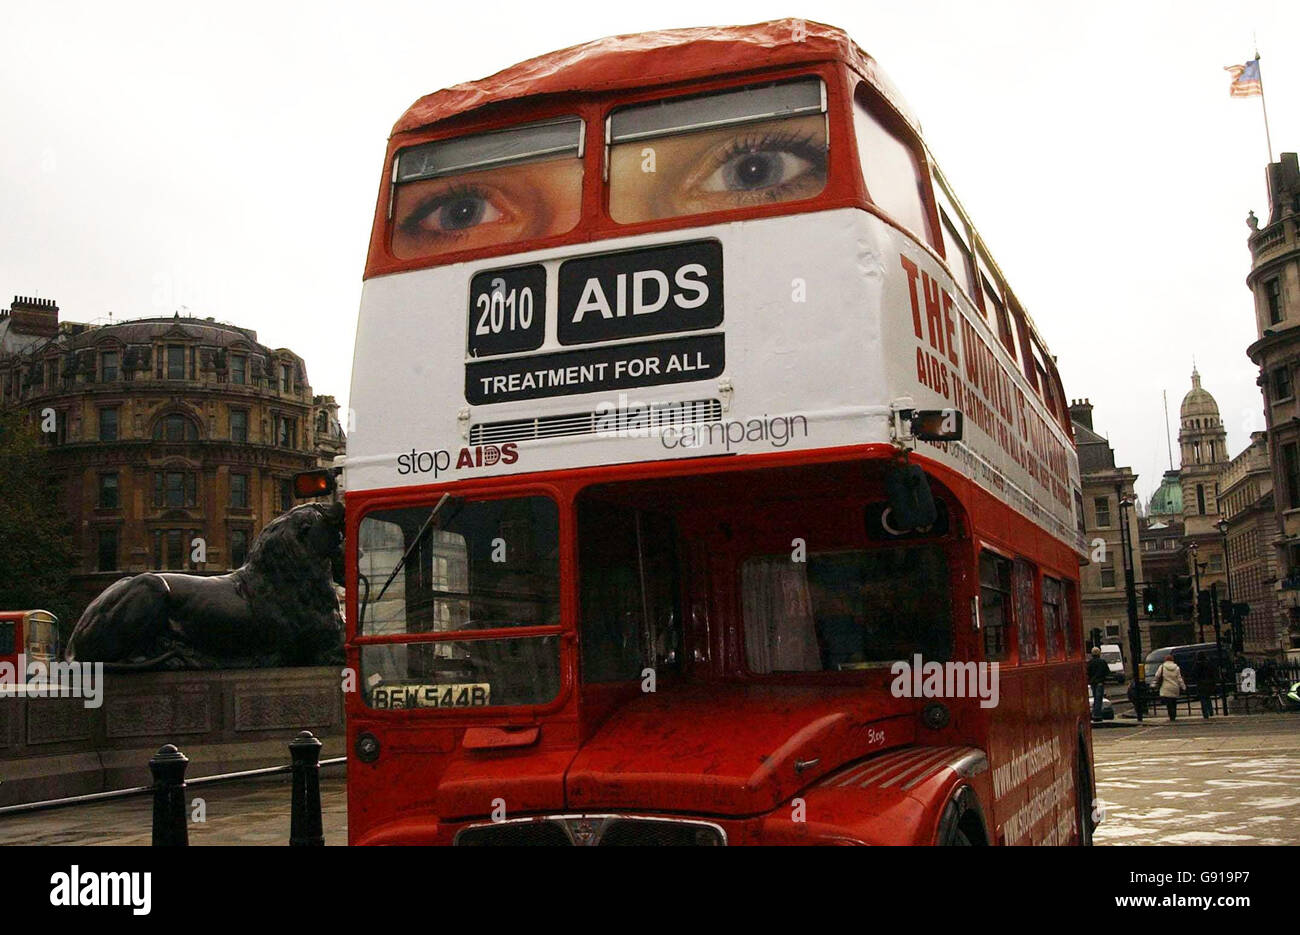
[0,610,59,674]
[340,19,1092,845]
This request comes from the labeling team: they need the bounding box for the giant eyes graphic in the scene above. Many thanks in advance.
[697,132,826,199]
[609,114,829,222]
[400,184,507,242]
[391,160,583,260]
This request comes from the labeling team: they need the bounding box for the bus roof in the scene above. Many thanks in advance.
[392,18,917,137]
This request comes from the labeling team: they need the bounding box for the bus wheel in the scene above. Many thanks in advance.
[938,786,986,845]
[1075,746,1093,846]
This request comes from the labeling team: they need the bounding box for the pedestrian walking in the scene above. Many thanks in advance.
[1191,651,1216,719]
[1155,654,1186,721]
[1087,646,1110,721]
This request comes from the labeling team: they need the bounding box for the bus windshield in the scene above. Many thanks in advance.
[356,497,561,709]
[741,545,951,672]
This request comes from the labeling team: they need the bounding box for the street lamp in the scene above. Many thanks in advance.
[1116,487,1140,684]
[1216,519,1235,604]
[1217,518,1240,654]
[1189,541,1205,641]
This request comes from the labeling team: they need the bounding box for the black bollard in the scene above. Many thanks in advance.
[289,730,324,846]
[150,744,190,846]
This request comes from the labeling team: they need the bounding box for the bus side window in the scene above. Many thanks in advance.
[1013,558,1040,663]
[976,254,1017,361]
[1030,339,1057,418]
[1059,579,1078,657]
[932,179,981,312]
[978,551,1013,663]
[853,85,938,250]
[1011,303,1037,391]
[1052,367,1073,437]
[1042,576,1065,660]
[0,621,14,656]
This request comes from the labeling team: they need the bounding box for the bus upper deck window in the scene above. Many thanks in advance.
[391,117,584,259]
[607,77,828,224]
[978,255,1016,359]
[853,87,937,248]
[932,180,979,306]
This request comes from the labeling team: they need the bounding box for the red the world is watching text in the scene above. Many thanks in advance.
[899,255,1071,509]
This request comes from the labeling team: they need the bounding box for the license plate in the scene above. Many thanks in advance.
[370,683,491,709]
[557,240,723,345]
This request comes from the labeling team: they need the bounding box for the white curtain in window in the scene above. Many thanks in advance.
[741,557,821,673]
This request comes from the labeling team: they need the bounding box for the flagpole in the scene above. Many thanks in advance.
[1255,52,1275,163]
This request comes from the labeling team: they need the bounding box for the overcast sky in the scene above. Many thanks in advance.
[2,0,1295,503]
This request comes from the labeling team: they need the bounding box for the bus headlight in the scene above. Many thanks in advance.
[922,702,950,730]
[356,732,381,763]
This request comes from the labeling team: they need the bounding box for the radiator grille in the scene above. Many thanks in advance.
[469,399,721,445]
[599,819,723,846]
[455,822,570,846]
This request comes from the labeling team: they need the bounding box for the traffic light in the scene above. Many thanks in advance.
[1143,586,1158,617]
[1172,574,1193,619]
[1197,590,1212,627]
[1229,603,1249,654]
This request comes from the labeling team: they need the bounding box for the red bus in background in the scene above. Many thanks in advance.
[339,19,1092,845]
[0,610,60,674]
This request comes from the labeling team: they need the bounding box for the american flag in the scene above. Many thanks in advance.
[1225,59,1262,97]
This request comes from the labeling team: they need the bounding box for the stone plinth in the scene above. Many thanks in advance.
[0,667,344,806]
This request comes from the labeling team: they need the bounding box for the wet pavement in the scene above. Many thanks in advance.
[1091,712,1300,845]
[1,714,1297,845]
[0,772,348,846]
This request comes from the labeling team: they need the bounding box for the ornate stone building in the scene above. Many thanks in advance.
[1218,432,1284,654]
[1069,399,1143,664]
[0,297,345,610]
[1245,152,1300,653]
[1140,472,1191,649]
[1176,368,1229,601]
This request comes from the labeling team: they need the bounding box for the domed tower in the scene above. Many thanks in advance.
[1147,470,1183,517]
[1178,366,1227,529]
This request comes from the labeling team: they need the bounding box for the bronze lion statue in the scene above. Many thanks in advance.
[66,502,345,669]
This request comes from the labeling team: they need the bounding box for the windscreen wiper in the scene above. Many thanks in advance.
[362,493,462,629]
